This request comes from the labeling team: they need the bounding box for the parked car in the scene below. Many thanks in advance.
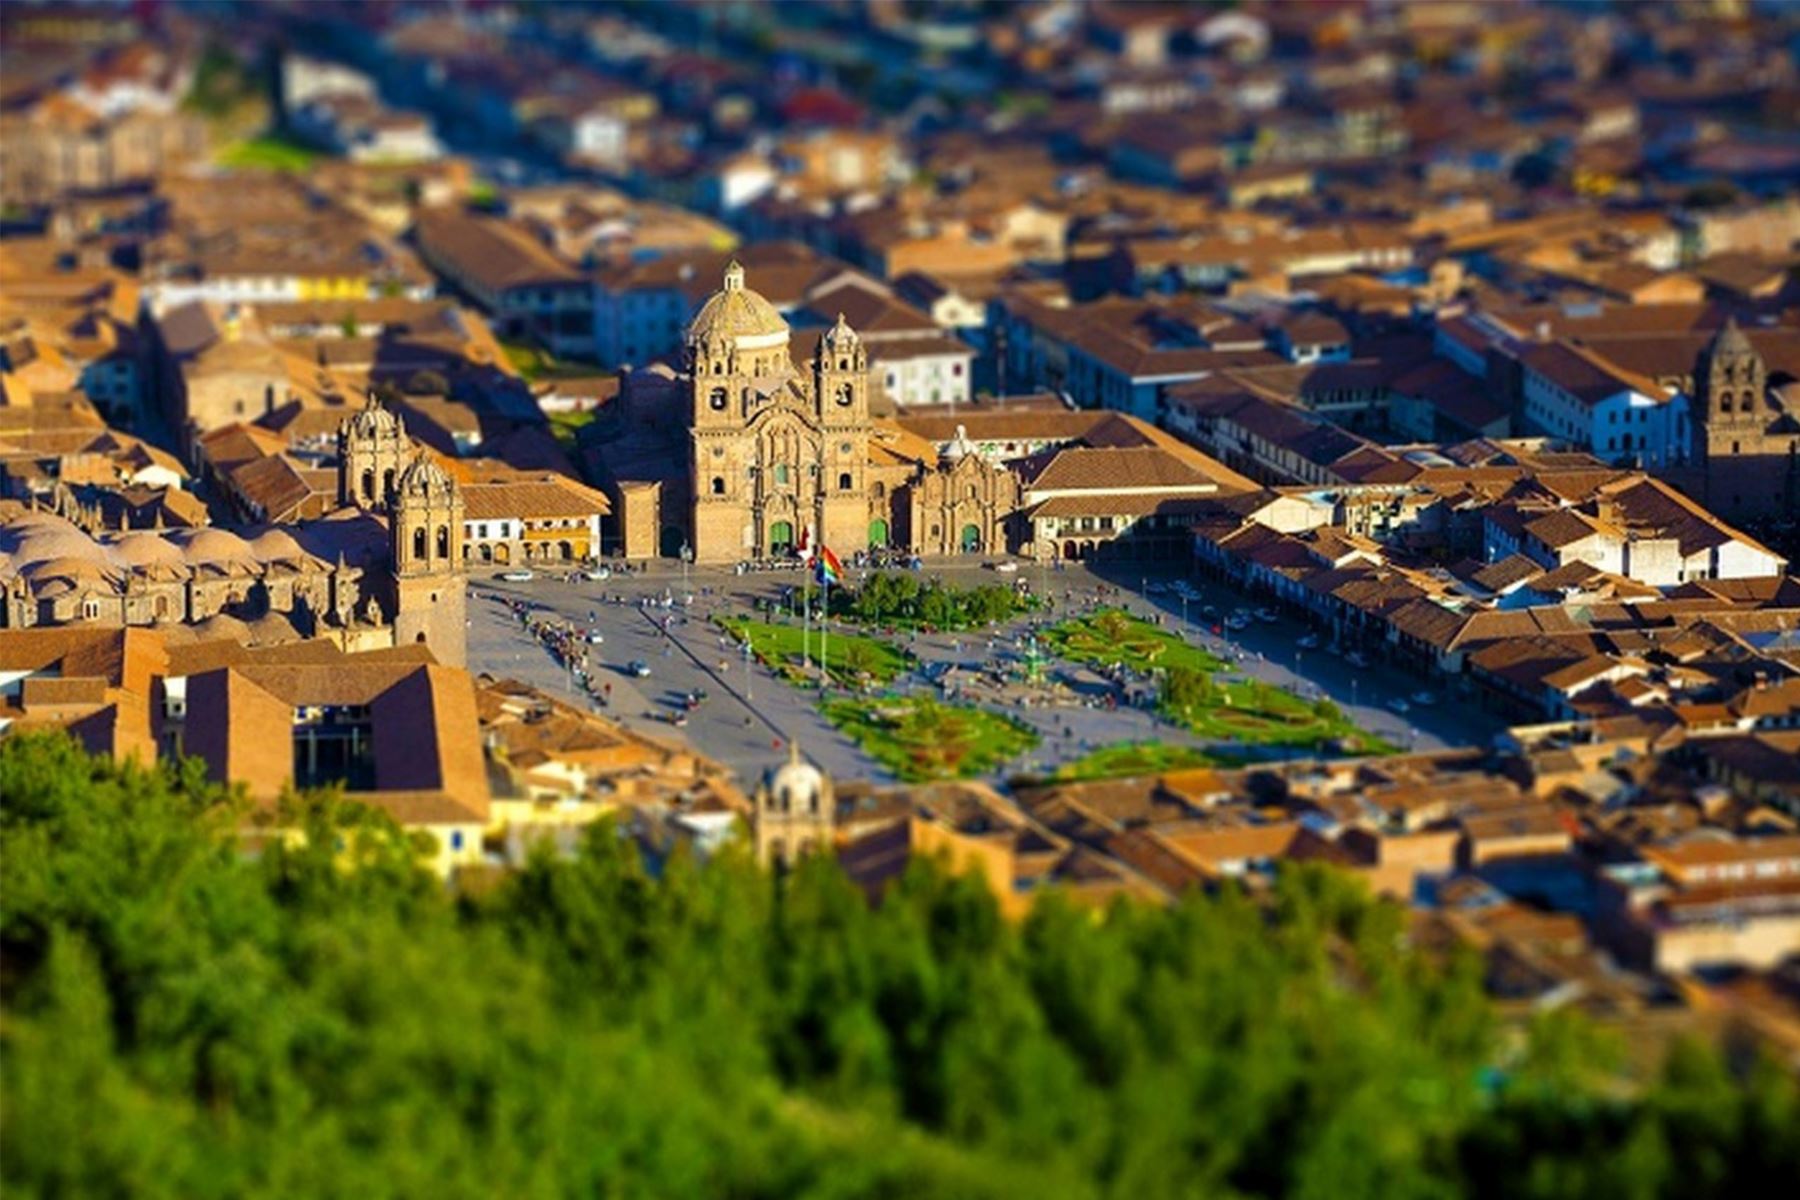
[1346,651,1369,668]
[1387,697,1411,714]
[586,630,605,644]
[1255,607,1278,623]
[627,660,651,678]
[497,569,534,582]
[576,566,612,581]
[1411,690,1437,706]
[1297,633,1322,650]
[987,560,1020,573]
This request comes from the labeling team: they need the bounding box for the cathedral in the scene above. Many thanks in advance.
[1688,319,1800,521]
[675,261,1018,564]
[686,260,878,562]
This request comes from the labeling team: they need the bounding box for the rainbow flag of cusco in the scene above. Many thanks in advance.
[814,544,843,586]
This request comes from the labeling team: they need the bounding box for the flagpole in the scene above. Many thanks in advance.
[820,568,829,691]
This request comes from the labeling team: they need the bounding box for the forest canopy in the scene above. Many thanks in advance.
[2,730,1796,1199]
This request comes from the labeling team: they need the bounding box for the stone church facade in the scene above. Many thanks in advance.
[1689,319,1800,521]
[687,262,876,563]
[3,395,467,667]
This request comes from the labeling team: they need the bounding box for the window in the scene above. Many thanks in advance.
[709,387,727,410]
[838,472,852,490]
[953,362,964,377]
[478,523,488,539]
[774,464,789,484]
[711,476,725,495]
[436,526,449,559]
[413,528,426,560]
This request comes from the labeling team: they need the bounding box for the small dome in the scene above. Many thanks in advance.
[5,515,109,571]
[821,311,859,352]
[685,261,789,347]
[24,554,118,583]
[177,528,256,565]
[249,527,309,563]
[107,532,185,568]
[343,392,404,440]
[942,424,978,463]
[397,454,456,499]
[766,743,827,812]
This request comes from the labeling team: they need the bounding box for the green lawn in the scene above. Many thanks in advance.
[821,696,1039,782]
[1052,741,1218,782]
[215,134,320,173]
[1043,608,1394,756]
[502,340,553,383]
[546,408,595,448]
[1167,678,1398,756]
[1041,608,1225,674]
[722,618,912,688]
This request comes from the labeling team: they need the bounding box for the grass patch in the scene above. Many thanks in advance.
[822,696,1038,782]
[722,618,912,688]
[1041,608,1224,674]
[215,133,320,173]
[1166,677,1397,756]
[546,408,596,448]
[1052,741,1217,782]
[502,340,554,383]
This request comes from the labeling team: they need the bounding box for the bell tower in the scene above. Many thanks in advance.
[1695,318,1765,430]
[389,452,467,666]
[338,391,408,511]
[815,312,871,553]
[754,742,835,868]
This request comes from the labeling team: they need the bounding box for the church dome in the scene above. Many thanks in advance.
[107,532,185,569]
[249,527,310,563]
[343,392,404,440]
[766,742,828,814]
[397,453,456,499]
[6,516,108,571]
[941,424,979,463]
[686,261,789,348]
[177,528,256,566]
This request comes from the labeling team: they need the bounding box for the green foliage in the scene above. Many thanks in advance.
[214,134,320,173]
[722,617,912,687]
[1052,741,1216,782]
[820,696,1039,781]
[849,571,1032,631]
[182,41,262,119]
[4,731,1797,1198]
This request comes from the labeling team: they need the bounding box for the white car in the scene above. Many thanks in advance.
[1411,690,1437,706]
[577,567,612,581]
[1297,633,1322,650]
[987,561,1020,573]
[586,631,605,644]
[627,660,651,678]
[497,569,534,582]
[1387,697,1411,714]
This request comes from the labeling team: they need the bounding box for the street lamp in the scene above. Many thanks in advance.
[680,542,692,589]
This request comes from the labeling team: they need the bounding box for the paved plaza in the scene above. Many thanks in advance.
[466,558,1503,787]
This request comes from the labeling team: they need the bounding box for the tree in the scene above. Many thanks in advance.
[1161,665,1211,714]
[4,730,1796,1199]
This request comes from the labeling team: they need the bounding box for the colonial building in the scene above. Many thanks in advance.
[1688,319,1800,521]
[591,266,1254,564]
[2,395,469,668]
[687,261,875,562]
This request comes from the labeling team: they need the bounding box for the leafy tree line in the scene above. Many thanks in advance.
[847,571,1031,630]
[3,731,1796,1199]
